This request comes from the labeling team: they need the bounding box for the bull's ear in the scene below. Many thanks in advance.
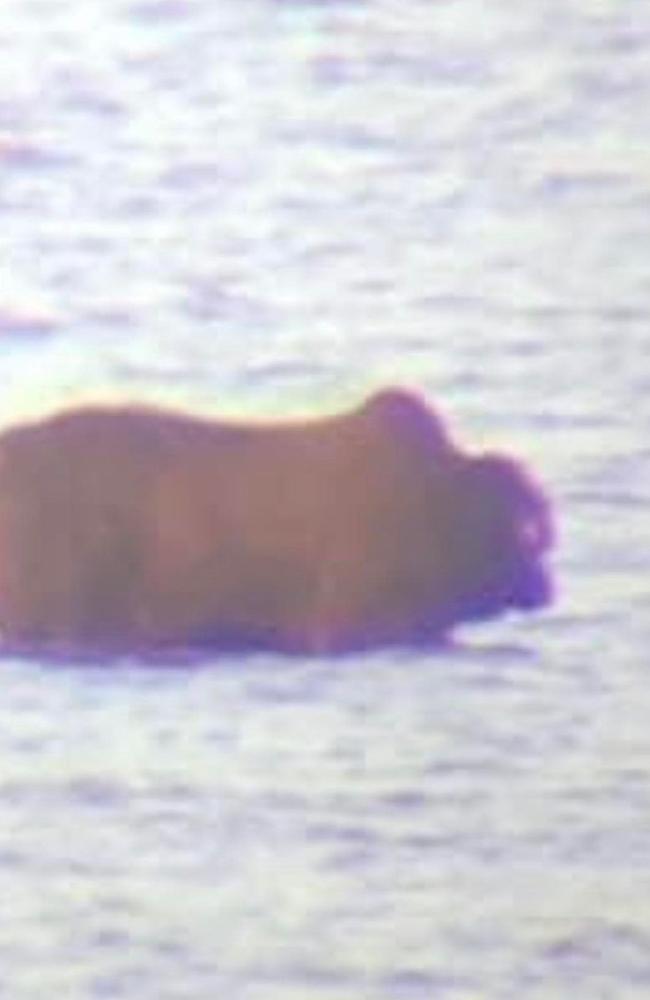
[463,453,547,502]
[460,454,518,494]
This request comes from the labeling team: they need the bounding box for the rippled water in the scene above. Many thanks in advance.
[1,0,649,996]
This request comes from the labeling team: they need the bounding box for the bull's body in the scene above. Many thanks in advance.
[0,389,553,656]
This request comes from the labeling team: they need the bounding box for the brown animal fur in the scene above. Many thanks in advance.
[0,389,553,656]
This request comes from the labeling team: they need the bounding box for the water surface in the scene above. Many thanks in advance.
[0,0,649,996]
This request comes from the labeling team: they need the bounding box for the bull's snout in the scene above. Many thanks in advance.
[509,510,555,609]
[510,558,553,609]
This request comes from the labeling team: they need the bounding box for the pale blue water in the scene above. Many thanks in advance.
[0,0,649,996]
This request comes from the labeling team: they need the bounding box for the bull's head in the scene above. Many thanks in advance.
[441,453,554,627]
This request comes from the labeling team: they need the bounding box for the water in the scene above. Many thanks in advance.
[0,0,649,996]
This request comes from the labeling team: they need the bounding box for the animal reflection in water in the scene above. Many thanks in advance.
[0,388,554,656]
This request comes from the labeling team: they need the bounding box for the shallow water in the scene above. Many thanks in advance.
[0,0,649,996]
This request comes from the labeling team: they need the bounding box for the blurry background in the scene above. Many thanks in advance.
[0,0,649,997]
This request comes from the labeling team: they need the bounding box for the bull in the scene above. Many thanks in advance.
[0,388,553,656]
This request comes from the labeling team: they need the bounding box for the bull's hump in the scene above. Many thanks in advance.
[359,388,453,455]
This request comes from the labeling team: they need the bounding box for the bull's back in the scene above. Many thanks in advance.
[0,406,372,649]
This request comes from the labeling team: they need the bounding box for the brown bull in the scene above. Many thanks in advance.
[0,389,554,656]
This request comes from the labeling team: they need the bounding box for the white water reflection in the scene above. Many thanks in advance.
[0,0,648,996]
